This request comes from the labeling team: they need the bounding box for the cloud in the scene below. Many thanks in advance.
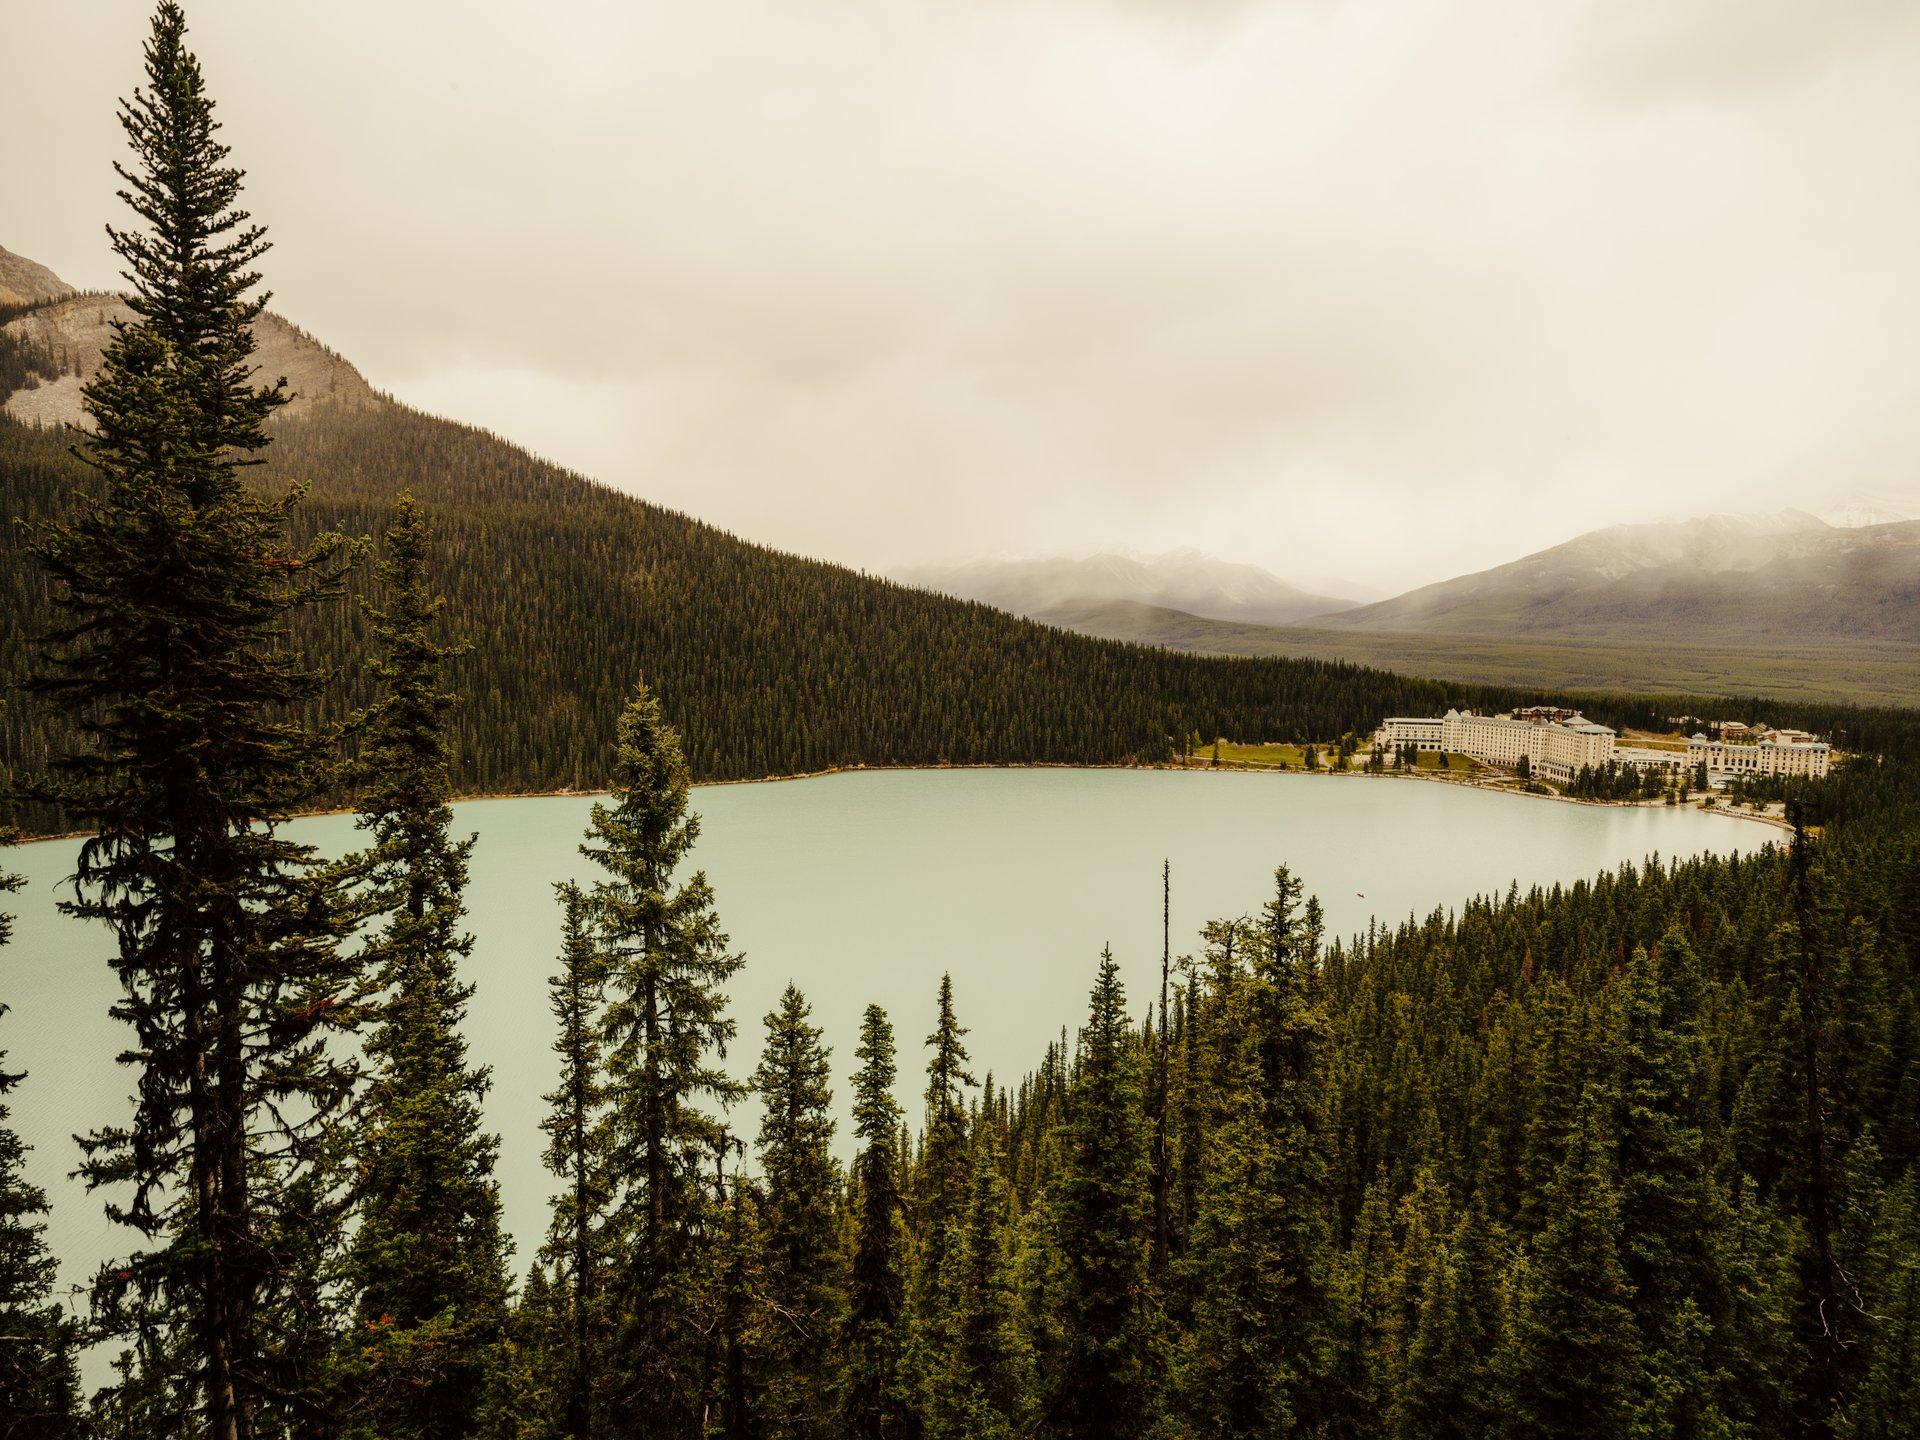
[1575,0,1913,97]
[9,0,1920,590]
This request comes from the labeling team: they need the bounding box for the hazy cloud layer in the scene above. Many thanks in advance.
[7,0,1920,590]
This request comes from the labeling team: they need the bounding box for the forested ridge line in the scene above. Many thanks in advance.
[7,404,1919,835]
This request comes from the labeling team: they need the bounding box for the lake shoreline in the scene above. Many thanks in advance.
[10,755,1790,846]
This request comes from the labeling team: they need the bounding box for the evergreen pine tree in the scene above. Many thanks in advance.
[1150,862,1173,1276]
[475,1266,567,1440]
[1495,1092,1641,1440]
[911,974,975,1412]
[0,848,85,1438]
[710,1173,764,1440]
[845,1004,914,1440]
[542,883,613,1440]
[751,984,841,1438]
[257,1145,353,1435]
[582,683,744,1434]
[340,496,510,1440]
[1385,1176,1499,1440]
[1710,1183,1797,1437]
[1612,936,1735,1434]
[931,1120,1027,1440]
[1851,1167,1920,1439]
[1168,971,1209,1271]
[1178,866,1335,1436]
[920,974,976,1264]
[1327,1172,1397,1439]
[1178,1000,1296,1434]
[28,6,361,1431]
[1049,947,1149,1440]
[1514,979,1590,1236]
[1734,812,1880,1435]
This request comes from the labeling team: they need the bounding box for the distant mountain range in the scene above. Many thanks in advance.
[996,510,1920,707]
[1314,510,1920,644]
[895,551,1358,628]
[905,505,1920,656]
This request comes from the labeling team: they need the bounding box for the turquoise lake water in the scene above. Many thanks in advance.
[3,767,1771,1315]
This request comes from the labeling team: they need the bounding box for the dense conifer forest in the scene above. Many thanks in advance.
[5,5,1920,1438]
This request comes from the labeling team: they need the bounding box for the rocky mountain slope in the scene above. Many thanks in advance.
[896,550,1356,628]
[0,257,379,428]
[0,244,75,307]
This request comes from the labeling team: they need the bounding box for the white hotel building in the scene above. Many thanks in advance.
[1375,708,1615,782]
[1686,731,1832,780]
[1376,707,1832,783]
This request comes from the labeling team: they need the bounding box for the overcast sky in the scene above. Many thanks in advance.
[7,0,1920,593]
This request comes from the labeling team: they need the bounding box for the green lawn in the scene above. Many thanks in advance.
[1189,741,1311,768]
[1187,742,1498,777]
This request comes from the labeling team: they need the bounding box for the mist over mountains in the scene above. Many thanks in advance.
[1820,490,1917,530]
[903,504,1920,654]
[894,551,1358,628]
[1317,509,1920,644]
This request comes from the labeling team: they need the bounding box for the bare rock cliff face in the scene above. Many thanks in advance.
[2,290,382,429]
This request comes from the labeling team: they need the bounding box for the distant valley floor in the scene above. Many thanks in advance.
[1037,599,1920,709]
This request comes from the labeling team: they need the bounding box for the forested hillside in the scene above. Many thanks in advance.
[13,403,1905,828]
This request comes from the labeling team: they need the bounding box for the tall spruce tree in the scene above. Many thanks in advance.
[710,1173,764,1440]
[930,1119,1028,1440]
[1178,869,1333,1436]
[845,1003,914,1440]
[582,683,744,1435]
[476,1265,568,1440]
[1177,980,1293,1435]
[340,496,510,1440]
[1384,1175,1499,1440]
[1777,813,1859,1435]
[28,5,361,1432]
[542,883,612,1440]
[1150,862,1173,1276]
[1327,1173,1397,1439]
[0,848,85,1438]
[911,973,975,1410]
[920,975,975,1243]
[1049,947,1149,1440]
[1495,1092,1641,1440]
[1611,935,1737,1434]
[751,984,841,1438]
[1850,1167,1920,1439]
